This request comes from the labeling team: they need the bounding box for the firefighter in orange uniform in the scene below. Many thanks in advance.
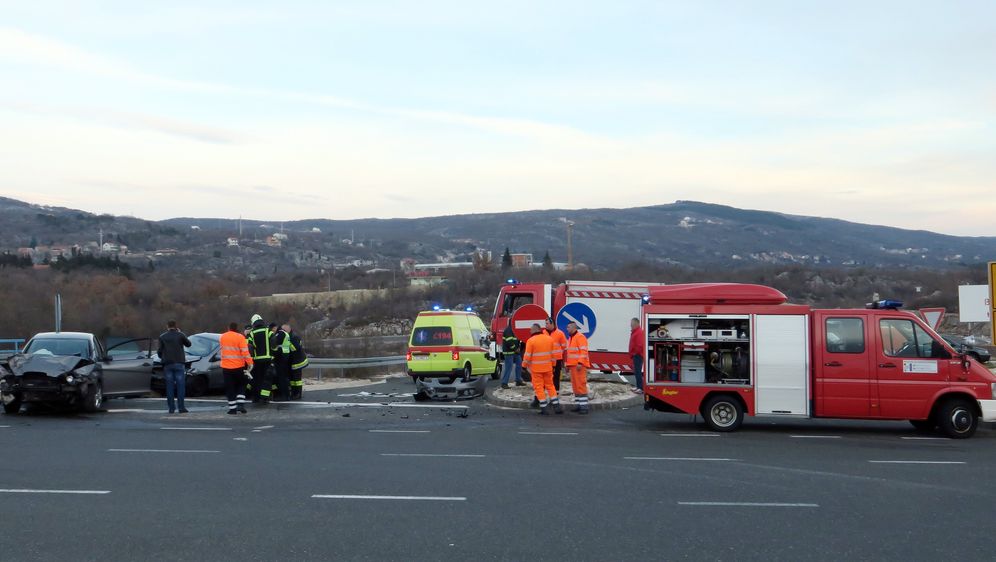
[522,323,563,415]
[544,318,568,392]
[565,321,591,414]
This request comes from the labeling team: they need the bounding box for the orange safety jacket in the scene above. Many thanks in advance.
[546,328,568,361]
[565,332,590,368]
[523,332,556,374]
[220,330,254,370]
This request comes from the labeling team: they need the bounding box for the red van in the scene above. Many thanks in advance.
[640,283,996,438]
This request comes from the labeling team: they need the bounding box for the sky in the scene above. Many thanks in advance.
[0,0,994,235]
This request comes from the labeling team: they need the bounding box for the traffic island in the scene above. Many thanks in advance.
[485,379,643,411]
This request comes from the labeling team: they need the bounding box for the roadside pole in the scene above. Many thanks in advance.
[989,261,995,341]
[55,293,62,333]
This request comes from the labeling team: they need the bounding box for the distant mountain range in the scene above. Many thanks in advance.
[2,196,993,270]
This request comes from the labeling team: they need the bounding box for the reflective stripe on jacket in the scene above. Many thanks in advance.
[523,333,555,374]
[546,329,567,361]
[220,331,254,369]
[565,332,590,368]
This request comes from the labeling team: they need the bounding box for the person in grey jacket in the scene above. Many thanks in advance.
[158,320,192,414]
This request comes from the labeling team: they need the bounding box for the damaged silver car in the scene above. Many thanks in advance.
[1,332,154,414]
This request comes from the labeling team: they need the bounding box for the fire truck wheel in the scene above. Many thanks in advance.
[702,395,744,432]
[936,399,978,439]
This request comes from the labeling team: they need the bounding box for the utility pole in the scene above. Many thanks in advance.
[560,218,575,269]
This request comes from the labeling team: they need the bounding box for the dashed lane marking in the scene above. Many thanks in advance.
[868,460,966,465]
[380,454,486,458]
[0,489,111,495]
[159,427,232,431]
[660,433,720,437]
[790,435,842,439]
[518,432,579,436]
[679,502,818,508]
[625,457,738,462]
[108,449,220,453]
[900,437,949,441]
[369,430,431,434]
[312,495,466,501]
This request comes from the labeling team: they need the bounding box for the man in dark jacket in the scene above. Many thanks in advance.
[499,324,525,389]
[247,314,274,403]
[158,320,192,413]
[287,325,308,400]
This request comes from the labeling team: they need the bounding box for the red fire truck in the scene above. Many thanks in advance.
[640,283,996,438]
[491,280,666,372]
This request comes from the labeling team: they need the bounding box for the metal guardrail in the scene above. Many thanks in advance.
[307,356,406,368]
[304,356,406,381]
[0,339,25,355]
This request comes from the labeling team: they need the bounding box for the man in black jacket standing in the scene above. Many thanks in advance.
[158,320,192,414]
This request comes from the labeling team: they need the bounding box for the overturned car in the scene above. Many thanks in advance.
[1,332,154,414]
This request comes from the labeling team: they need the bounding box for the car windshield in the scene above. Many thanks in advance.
[187,335,217,357]
[24,337,89,357]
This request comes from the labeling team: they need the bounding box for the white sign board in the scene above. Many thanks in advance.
[958,285,991,323]
[903,360,939,374]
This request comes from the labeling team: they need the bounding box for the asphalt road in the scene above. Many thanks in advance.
[2,377,995,561]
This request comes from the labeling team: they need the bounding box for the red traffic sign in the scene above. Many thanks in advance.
[918,307,946,331]
[510,304,549,341]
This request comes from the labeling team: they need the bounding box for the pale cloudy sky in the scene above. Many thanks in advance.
[1,0,994,235]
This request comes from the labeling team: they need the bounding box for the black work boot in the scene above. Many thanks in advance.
[530,397,539,409]
[553,402,564,415]
[570,404,582,413]
[577,405,590,415]
[538,405,550,416]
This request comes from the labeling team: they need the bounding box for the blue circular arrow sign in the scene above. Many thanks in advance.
[557,302,596,337]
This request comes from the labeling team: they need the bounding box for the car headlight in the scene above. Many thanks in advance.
[65,375,74,383]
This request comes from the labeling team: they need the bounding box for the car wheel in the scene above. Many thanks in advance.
[701,395,744,432]
[461,363,472,383]
[2,393,22,415]
[491,361,502,381]
[188,375,208,397]
[936,399,978,439]
[909,419,936,432]
[83,381,103,413]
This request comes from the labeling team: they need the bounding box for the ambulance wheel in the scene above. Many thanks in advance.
[491,362,501,381]
[936,399,978,439]
[461,363,472,382]
[702,395,743,432]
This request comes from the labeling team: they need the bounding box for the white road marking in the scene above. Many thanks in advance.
[869,460,966,465]
[0,425,10,428]
[369,430,430,434]
[312,494,466,501]
[254,425,275,430]
[159,427,232,431]
[625,457,738,462]
[252,430,262,433]
[518,432,579,436]
[380,454,486,458]
[660,433,720,437]
[0,489,111,495]
[233,437,248,441]
[900,436,949,441]
[790,435,842,439]
[679,502,818,508]
[108,449,220,453]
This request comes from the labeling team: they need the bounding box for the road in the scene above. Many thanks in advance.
[2,377,995,561]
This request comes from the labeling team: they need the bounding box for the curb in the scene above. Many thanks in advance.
[484,383,644,411]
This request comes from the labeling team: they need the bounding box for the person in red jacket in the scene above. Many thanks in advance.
[629,318,645,393]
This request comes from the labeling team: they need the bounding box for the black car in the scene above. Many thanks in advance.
[0,332,154,414]
[941,334,991,364]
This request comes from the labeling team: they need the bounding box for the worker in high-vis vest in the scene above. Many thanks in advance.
[248,314,274,403]
[544,318,568,391]
[522,323,562,415]
[288,326,308,400]
[272,324,292,401]
[220,322,253,414]
[565,321,591,415]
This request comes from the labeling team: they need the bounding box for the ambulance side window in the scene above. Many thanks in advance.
[502,293,534,315]
[825,318,864,354]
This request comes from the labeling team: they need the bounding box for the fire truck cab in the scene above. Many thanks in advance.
[641,283,996,438]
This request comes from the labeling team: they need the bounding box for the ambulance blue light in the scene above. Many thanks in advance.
[866,299,903,310]
[506,279,518,285]
[465,306,474,312]
[432,304,442,311]
[641,294,651,304]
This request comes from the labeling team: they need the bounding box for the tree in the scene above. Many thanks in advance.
[501,247,512,270]
[29,236,37,249]
[542,251,553,270]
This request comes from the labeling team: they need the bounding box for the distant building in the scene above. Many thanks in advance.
[311,227,322,233]
[510,253,533,268]
[265,236,282,248]
[190,225,201,230]
[272,232,288,241]
[227,237,240,247]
